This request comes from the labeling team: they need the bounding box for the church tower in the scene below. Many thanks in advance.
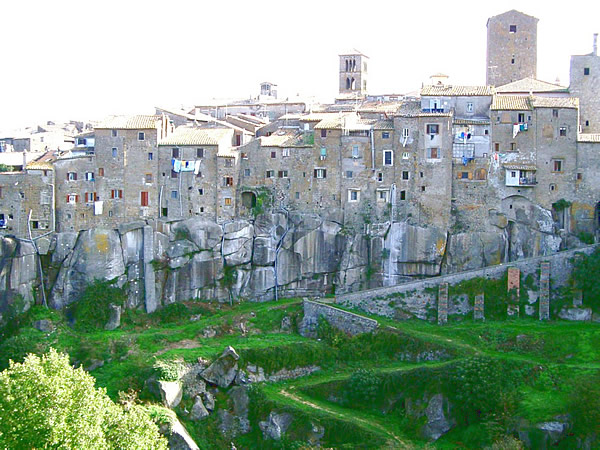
[339,50,368,96]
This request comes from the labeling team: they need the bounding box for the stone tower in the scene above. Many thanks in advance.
[570,34,600,133]
[339,50,368,96]
[486,10,538,87]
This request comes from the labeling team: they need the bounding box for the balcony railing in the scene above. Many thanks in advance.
[519,177,537,186]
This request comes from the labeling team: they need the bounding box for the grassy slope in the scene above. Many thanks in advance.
[1,298,598,448]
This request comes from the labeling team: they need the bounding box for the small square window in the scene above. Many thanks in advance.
[271,151,276,158]
[282,148,290,157]
[112,147,117,157]
[421,186,426,192]
[552,160,563,172]
[138,132,145,141]
[577,172,583,180]
[346,171,353,178]
[98,168,104,176]
[321,129,327,138]
[111,129,117,137]
[266,170,274,178]
[148,152,153,160]
[402,152,410,159]
[145,173,152,183]
[225,159,233,168]
[584,67,590,76]
[278,170,288,178]
[295,192,300,199]
[172,148,179,158]
[466,102,473,113]
[550,184,557,191]
[352,146,359,158]
[377,172,383,182]
[348,190,360,202]
[384,150,393,166]
[244,168,251,176]
[171,190,178,199]
[198,189,204,195]
[197,148,204,158]
[559,127,567,137]
[402,128,409,138]
[402,171,409,180]
[461,171,469,179]
[224,197,232,206]
[382,132,390,139]
[509,25,517,33]
[426,124,439,135]
[400,190,406,200]
[552,109,559,118]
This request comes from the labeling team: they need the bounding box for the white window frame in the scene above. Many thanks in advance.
[466,102,474,113]
[402,152,410,159]
[376,189,389,203]
[282,148,290,157]
[347,189,360,202]
[85,172,94,181]
[138,131,145,141]
[383,150,393,166]
[266,170,274,178]
[352,145,360,159]
[67,194,77,204]
[67,172,77,181]
[426,148,441,160]
[402,128,409,138]
[315,168,326,179]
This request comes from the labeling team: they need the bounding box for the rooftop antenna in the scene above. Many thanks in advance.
[594,33,598,56]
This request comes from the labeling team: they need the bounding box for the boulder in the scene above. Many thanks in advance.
[33,319,55,333]
[190,396,209,421]
[104,303,121,330]
[159,380,183,408]
[165,417,200,450]
[201,346,240,388]
[171,219,222,251]
[181,365,207,399]
[421,394,454,441]
[202,391,215,411]
[259,411,293,440]
[558,307,592,321]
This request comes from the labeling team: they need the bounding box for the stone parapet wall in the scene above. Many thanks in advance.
[299,299,378,338]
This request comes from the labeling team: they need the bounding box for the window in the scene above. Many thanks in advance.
[244,168,251,176]
[98,168,104,176]
[518,113,525,123]
[400,190,406,200]
[172,148,179,158]
[225,159,233,167]
[377,172,383,182]
[278,170,288,178]
[85,172,94,181]
[320,147,327,159]
[111,129,117,137]
[511,171,517,178]
[67,194,77,204]
[40,191,51,204]
[170,190,178,199]
[271,151,276,158]
[402,128,409,138]
[550,183,557,191]
[402,171,409,180]
[223,177,234,186]
[138,132,145,141]
[67,172,77,181]
[111,189,123,199]
[377,190,389,202]
[295,192,300,199]
[148,152,153,161]
[552,159,563,172]
[282,148,290,157]
[511,58,515,64]
[510,143,516,151]
[382,132,390,139]
[171,170,178,179]
[348,189,360,202]
[577,172,583,180]
[85,192,96,203]
[485,129,489,135]
[224,197,232,206]
[559,127,567,137]
[461,171,470,179]
[402,152,410,159]
[266,170,274,178]
[421,186,426,192]
[426,124,439,135]
[352,145,359,158]
[241,152,248,159]
[141,191,149,206]
[197,188,203,195]
[466,102,473,113]
[383,150,393,166]
[145,173,152,183]
[314,168,326,179]
[197,148,204,158]
[346,170,353,178]
[584,67,590,76]
[494,143,500,152]
[321,129,327,138]
[112,147,117,158]
[553,109,559,118]
[509,24,517,33]
[427,148,441,159]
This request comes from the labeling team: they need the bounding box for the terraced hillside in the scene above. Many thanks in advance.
[1,289,599,449]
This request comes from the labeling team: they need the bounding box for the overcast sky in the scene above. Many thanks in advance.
[1,0,598,133]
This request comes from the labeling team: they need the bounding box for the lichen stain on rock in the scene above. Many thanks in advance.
[95,233,109,254]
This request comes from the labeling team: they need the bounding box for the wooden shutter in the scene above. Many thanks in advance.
[75,195,79,203]
[119,190,123,198]
[314,169,317,178]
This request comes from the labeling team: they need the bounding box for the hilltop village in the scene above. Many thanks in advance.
[1,9,600,257]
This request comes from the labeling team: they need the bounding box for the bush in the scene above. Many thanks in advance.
[69,280,125,331]
[0,349,167,449]
[152,357,186,382]
[570,248,600,311]
[568,374,600,435]
[343,369,382,407]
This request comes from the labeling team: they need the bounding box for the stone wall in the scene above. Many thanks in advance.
[336,244,599,320]
[299,299,378,338]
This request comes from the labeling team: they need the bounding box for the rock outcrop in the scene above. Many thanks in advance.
[201,346,240,388]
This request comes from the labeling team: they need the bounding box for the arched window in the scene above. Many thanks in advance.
[345,60,349,71]
[352,59,356,71]
[346,78,351,89]
[351,78,356,90]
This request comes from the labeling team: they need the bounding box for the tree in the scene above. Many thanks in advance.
[571,248,600,311]
[0,349,167,449]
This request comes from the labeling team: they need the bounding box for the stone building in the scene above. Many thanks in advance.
[338,50,368,99]
[157,126,235,222]
[486,10,538,87]
[570,35,600,133]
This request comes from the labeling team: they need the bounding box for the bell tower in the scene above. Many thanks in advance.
[339,50,368,96]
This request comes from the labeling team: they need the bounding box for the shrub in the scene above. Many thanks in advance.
[69,280,125,332]
[152,357,186,382]
[343,369,382,407]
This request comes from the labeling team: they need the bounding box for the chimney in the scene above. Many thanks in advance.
[594,33,598,56]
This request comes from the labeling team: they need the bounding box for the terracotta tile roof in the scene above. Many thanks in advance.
[578,133,600,143]
[338,49,368,58]
[370,119,394,130]
[300,112,343,122]
[491,95,531,111]
[260,132,298,147]
[503,163,537,171]
[26,161,54,170]
[421,85,495,96]
[159,127,233,146]
[531,97,579,109]
[95,115,162,129]
[495,77,568,93]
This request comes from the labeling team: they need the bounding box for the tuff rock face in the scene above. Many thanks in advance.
[0,205,576,316]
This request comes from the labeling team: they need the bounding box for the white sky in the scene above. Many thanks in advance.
[1,0,598,133]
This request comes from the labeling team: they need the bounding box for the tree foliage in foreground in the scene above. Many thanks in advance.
[0,349,167,449]
[571,248,600,311]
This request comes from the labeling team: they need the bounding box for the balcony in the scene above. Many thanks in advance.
[518,177,537,186]
[422,108,446,113]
